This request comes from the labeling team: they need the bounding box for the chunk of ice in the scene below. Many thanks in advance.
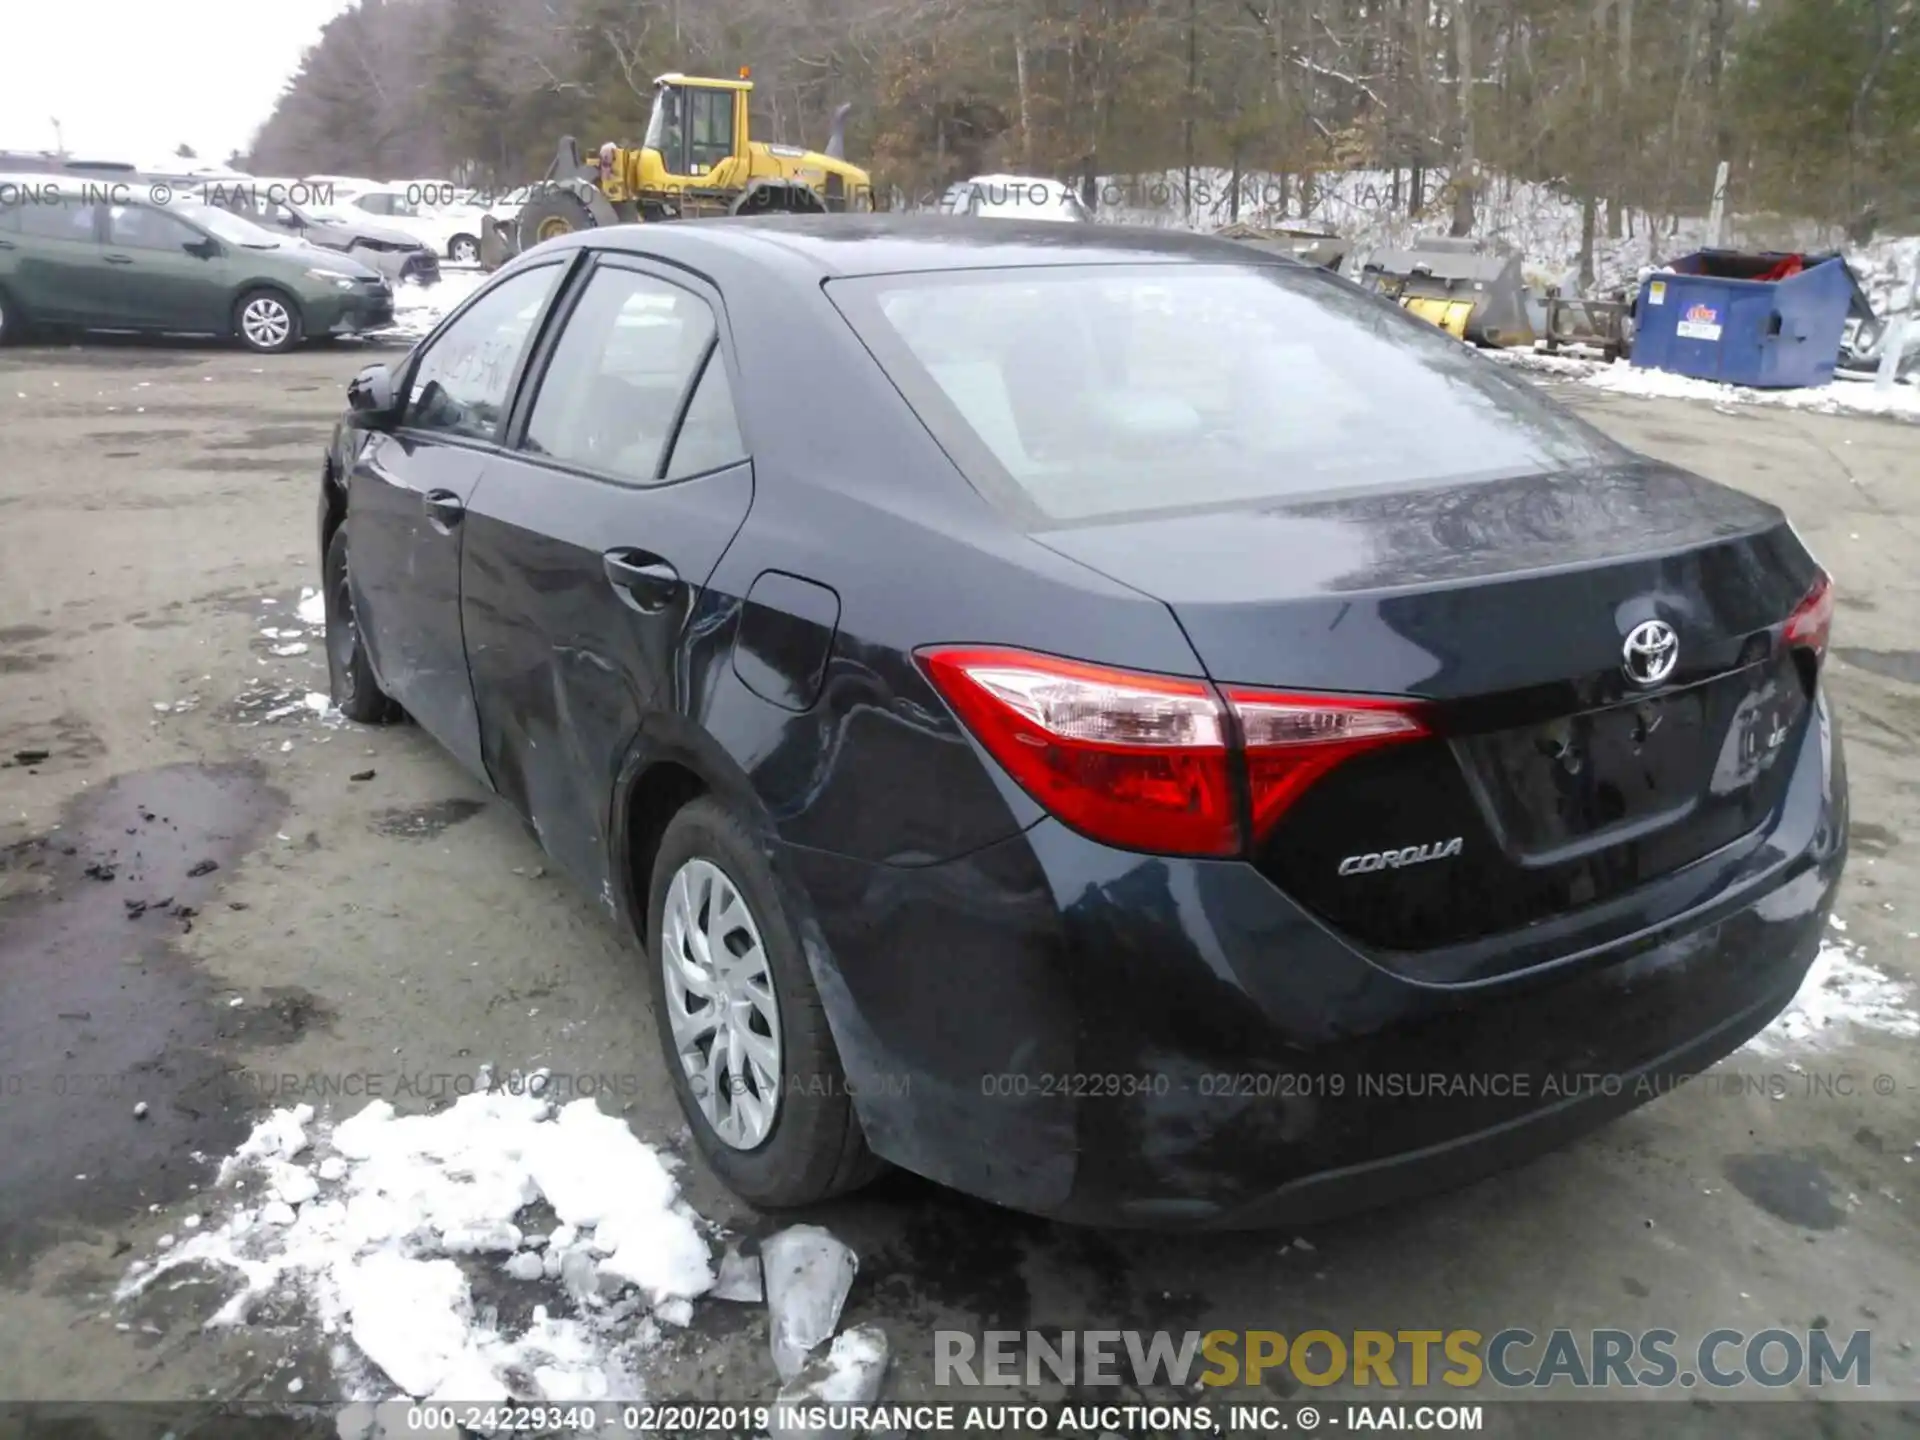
[762,1224,859,1382]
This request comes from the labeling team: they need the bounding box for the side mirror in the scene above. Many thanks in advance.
[346,363,400,427]
[185,236,222,260]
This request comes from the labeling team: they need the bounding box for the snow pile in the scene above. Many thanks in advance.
[387,270,488,341]
[1095,166,1738,293]
[1745,931,1920,1056]
[1489,347,1920,419]
[116,1082,715,1404]
[1850,236,1920,323]
[1093,165,1918,310]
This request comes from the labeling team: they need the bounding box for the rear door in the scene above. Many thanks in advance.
[460,255,754,893]
[9,194,111,326]
[346,260,568,778]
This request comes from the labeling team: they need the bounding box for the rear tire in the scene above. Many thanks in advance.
[448,234,479,264]
[0,285,25,345]
[515,189,596,252]
[646,797,883,1208]
[323,526,402,724]
[234,288,302,354]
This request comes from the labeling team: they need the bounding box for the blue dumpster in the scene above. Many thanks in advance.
[1632,250,1867,388]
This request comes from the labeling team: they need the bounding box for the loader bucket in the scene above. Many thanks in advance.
[479,214,519,272]
[1358,239,1536,348]
[1213,222,1349,272]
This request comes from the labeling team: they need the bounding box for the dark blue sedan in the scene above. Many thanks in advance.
[320,216,1847,1227]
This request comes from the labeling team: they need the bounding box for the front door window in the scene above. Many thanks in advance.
[687,90,734,175]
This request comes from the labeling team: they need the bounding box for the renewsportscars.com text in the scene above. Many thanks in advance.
[936,1327,1872,1390]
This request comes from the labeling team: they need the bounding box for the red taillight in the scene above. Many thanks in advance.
[917,647,1237,855]
[1784,569,1834,659]
[917,647,1429,856]
[1228,690,1430,840]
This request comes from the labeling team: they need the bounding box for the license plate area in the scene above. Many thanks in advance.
[1456,658,1804,859]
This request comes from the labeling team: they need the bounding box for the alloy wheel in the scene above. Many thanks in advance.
[660,857,783,1150]
[241,296,292,350]
[450,237,479,264]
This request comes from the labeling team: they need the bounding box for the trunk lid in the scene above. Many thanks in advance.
[1033,462,1823,954]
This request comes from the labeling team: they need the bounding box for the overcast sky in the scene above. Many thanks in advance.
[1,0,356,163]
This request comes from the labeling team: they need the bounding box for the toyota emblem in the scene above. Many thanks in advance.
[1622,619,1679,687]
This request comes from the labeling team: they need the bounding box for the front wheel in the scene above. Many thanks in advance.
[515,188,596,252]
[646,797,882,1207]
[234,289,302,354]
[448,234,479,264]
[323,526,402,724]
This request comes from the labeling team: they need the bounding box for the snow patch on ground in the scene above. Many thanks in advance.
[388,271,489,341]
[1744,934,1920,1056]
[116,1083,714,1403]
[1584,363,1920,418]
[296,586,327,626]
[1489,347,1920,420]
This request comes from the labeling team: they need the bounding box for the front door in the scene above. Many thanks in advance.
[346,260,568,779]
[461,257,754,893]
[100,203,227,332]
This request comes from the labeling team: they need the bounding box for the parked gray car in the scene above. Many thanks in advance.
[208,190,440,287]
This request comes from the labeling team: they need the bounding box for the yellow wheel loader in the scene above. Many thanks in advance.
[482,70,872,268]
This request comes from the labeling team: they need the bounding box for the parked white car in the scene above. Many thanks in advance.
[943,174,1093,222]
[329,186,488,263]
[301,175,383,199]
[398,178,468,209]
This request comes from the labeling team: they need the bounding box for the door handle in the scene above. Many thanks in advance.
[104,253,134,265]
[603,550,681,611]
[423,489,465,531]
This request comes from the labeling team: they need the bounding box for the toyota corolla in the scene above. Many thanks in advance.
[319,217,1847,1227]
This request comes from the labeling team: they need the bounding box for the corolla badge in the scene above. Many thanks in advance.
[1338,837,1463,877]
[1622,619,1679,687]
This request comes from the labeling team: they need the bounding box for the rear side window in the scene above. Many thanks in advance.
[403,264,559,441]
[663,353,747,479]
[521,266,723,484]
[828,263,1620,525]
[16,198,98,242]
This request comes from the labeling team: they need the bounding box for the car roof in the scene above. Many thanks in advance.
[568,214,1295,279]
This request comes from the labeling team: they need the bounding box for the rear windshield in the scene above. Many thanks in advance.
[828,263,1621,525]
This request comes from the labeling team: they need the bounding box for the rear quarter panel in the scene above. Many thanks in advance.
[674,240,1210,867]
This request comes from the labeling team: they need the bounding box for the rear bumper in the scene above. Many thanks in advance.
[777,689,1847,1228]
